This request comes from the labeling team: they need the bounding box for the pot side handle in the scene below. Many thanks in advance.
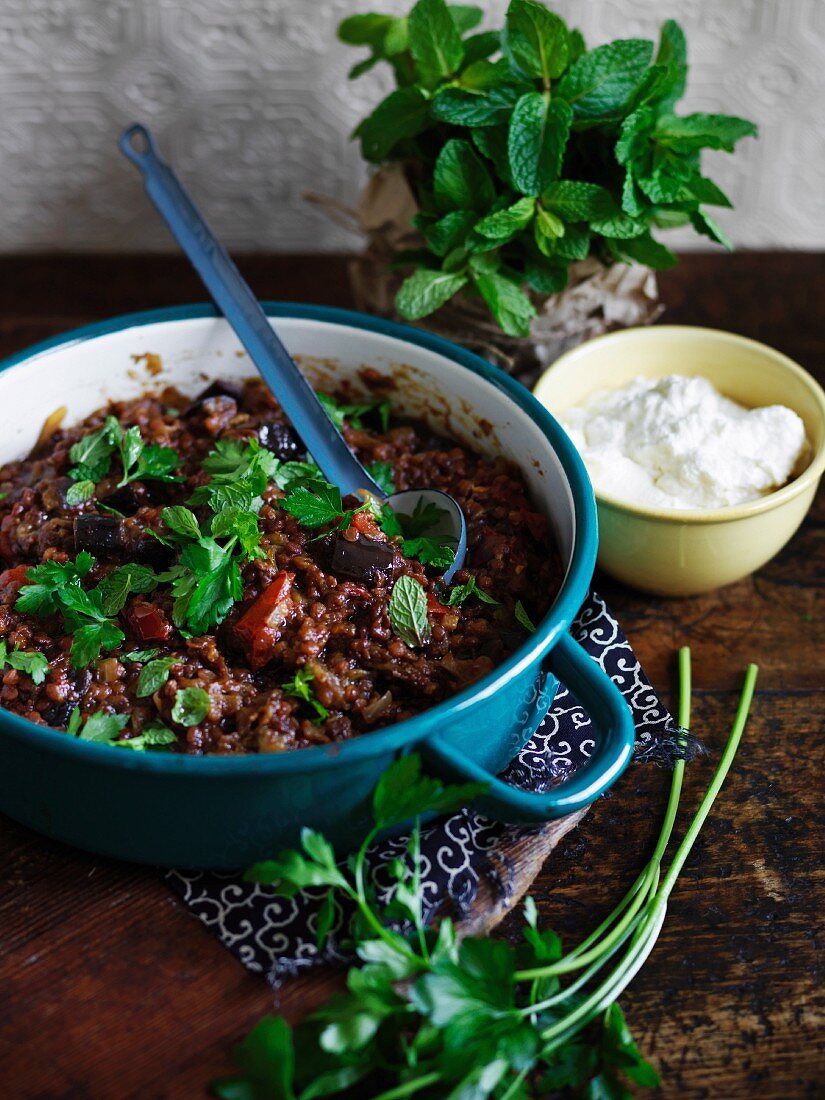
[421,632,635,822]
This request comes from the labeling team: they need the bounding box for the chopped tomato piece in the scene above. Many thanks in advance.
[235,571,295,670]
[350,509,384,540]
[127,600,172,642]
[0,564,29,592]
[426,592,449,619]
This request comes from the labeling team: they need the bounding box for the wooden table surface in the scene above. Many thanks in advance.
[0,252,822,1099]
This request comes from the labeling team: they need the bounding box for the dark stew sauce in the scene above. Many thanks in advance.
[0,378,562,754]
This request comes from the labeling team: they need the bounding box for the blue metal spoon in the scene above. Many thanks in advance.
[119,123,466,583]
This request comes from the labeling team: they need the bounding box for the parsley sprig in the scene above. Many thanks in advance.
[16,554,157,667]
[155,439,272,636]
[340,0,757,337]
[215,649,758,1100]
[282,667,329,724]
[0,640,49,685]
[66,415,181,503]
[381,498,457,570]
[66,707,176,750]
[318,392,391,434]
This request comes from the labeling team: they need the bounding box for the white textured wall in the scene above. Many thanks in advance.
[0,0,822,253]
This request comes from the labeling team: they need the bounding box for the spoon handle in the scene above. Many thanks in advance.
[119,123,384,500]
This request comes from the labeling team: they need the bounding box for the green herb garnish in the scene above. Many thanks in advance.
[515,598,536,632]
[136,657,179,698]
[16,555,156,668]
[67,708,176,751]
[317,392,391,433]
[67,415,181,493]
[282,481,359,531]
[388,574,430,647]
[215,649,758,1100]
[282,667,329,724]
[0,640,49,685]
[171,686,211,727]
[367,460,396,496]
[445,574,499,606]
[340,0,757,337]
[121,647,161,663]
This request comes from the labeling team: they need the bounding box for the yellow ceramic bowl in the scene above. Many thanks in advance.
[533,325,825,596]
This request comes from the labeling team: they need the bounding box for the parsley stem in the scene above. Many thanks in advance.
[410,817,430,962]
[353,826,422,967]
[656,662,757,903]
[370,1071,443,1099]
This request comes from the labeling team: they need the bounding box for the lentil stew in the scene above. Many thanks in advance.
[0,378,562,754]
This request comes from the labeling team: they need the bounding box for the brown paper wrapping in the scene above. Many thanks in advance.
[306,166,663,382]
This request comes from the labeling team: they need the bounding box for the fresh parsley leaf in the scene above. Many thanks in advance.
[16,553,95,618]
[396,498,449,538]
[78,711,130,744]
[282,667,329,724]
[121,647,160,663]
[0,640,49,685]
[113,720,177,752]
[444,575,499,606]
[171,686,211,726]
[367,461,396,496]
[282,482,352,530]
[514,599,536,633]
[136,656,178,698]
[67,706,82,735]
[388,575,431,648]
[317,393,392,434]
[401,537,456,569]
[272,459,325,491]
[68,417,180,491]
[70,620,125,668]
[372,752,487,829]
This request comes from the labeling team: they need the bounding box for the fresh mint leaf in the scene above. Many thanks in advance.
[354,86,430,163]
[534,206,566,255]
[136,656,178,698]
[557,39,654,121]
[396,269,469,321]
[611,230,677,269]
[408,0,464,88]
[653,19,687,110]
[503,0,569,86]
[64,480,95,506]
[541,180,611,222]
[338,12,395,48]
[431,82,527,128]
[508,93,571,196]
[553,223,590,261]
[161,505,202,541]
[689,208,732,250]
[0,641,49,685]
[475,196,535,240]
[388,575,431,648]
[654,112,757,153]
[397,498,450,538]
[515,599,536,633]
[525,256,568,294]
[472,271,536,338]
[97,563,157,616]
[171,686,211,727]
[424,210,477,256]
[448,3,482,34]
[434,138,495,212]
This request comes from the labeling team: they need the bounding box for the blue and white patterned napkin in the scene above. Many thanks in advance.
[167,592,675,979]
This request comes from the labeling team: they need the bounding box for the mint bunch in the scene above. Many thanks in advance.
[340,0,757,336]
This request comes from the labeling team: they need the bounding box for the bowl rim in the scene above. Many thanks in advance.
[533,324,825,525]
[0,302,598,774]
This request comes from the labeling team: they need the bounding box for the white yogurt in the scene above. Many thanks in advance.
[559,374,808,510]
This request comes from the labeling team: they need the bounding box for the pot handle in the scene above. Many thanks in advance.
[421,632,635,822]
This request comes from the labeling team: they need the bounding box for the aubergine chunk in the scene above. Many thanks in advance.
[331,534,395,583]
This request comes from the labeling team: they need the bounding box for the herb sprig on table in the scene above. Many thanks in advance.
[339,0,758,335]
[213,649,758,1099]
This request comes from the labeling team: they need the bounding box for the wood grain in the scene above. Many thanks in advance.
[0,252,822,1098]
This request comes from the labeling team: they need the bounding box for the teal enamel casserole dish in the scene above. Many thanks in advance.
[0,305,634,868]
